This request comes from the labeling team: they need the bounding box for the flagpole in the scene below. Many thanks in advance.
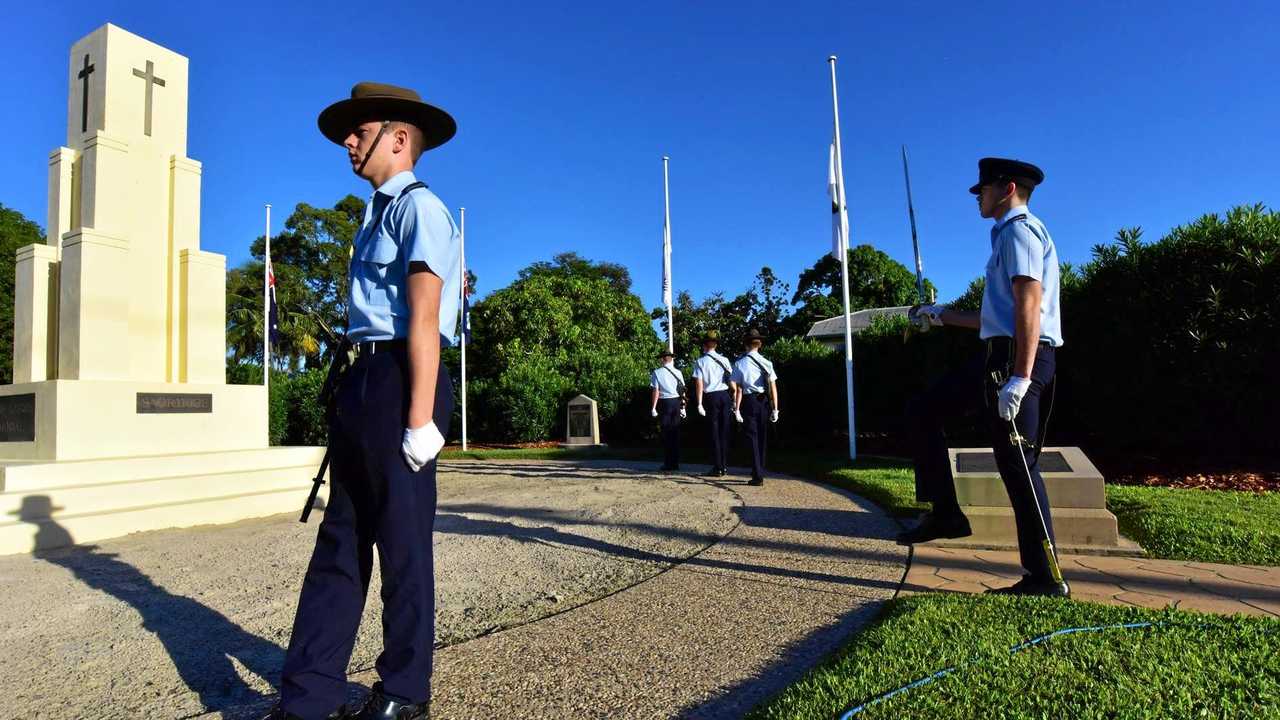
[263,203,271,389]
[828,56,857,461]
[662,155,674,354]
[459,207,468,452]
[901,145,928,304]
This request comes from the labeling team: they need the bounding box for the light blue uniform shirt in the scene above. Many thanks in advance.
[347,171,461,345]
[692,350,734,393]
[979,206,1064,347]
[651,363,685,399]
[731,350,778,394]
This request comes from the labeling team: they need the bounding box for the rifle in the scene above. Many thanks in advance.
[299,321,354,523]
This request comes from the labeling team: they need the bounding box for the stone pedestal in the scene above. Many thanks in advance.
[924,446,1140,556]
[563,394,603,447]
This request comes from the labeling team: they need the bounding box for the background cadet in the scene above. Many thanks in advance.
[650,349,687,471]
[731,329,779,486]
[901,157,1069,598]
[692,330,735,477]
[265,82,460,720]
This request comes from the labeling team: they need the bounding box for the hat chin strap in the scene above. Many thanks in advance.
[355,120,392,177]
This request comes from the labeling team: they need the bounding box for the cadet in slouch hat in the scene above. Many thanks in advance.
[264,82,459,720]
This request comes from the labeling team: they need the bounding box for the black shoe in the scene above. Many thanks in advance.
[702,467,722,477]
[259,705,349,720]
[717,468,727,477]
[896,511,972,545]
[986,575,1071,598]
[352,682,429,719]
[748,476,764,486]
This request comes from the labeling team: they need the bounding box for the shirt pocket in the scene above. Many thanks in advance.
[355,232,400,307]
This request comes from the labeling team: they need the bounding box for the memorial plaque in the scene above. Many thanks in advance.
[956,450,1072,474]
[0,394,36,442]
[568,405,591,438]
[136,393,213,414]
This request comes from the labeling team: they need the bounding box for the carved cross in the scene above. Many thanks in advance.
[77,54,95,133]
[131,60,166,137]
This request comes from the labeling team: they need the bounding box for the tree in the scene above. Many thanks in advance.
[467,253,661,441]
[784,245,936,337]
[0,205,46,384]
[654,267,791,359]
[227,196,364,370]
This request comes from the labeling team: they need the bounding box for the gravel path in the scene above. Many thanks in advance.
[0,460,906,719]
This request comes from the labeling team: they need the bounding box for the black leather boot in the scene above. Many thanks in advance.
[352,683,429,720]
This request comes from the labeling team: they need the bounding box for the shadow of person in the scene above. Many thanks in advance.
[22,500,283,717]
[9,495,73,551]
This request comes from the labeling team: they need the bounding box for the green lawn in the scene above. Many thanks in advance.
[747,593,1280,720]
[769,454,1280,567]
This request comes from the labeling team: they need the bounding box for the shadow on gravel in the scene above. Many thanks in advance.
[437,504,902,591]
[20,497,282,718]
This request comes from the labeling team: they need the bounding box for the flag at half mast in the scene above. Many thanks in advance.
[829,141,849,260]
[662,212,673,307]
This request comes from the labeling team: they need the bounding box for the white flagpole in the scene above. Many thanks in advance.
[662,155,674,354]
[459,207,468,452]
[263,203,271,389]
[828,56,857,461]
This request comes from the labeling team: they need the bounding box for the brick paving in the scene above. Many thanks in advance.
[904,545,1280,617]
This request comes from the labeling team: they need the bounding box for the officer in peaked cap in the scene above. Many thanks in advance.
[902,156,1069,598]
[650,349,687,471]
[692,330,736,477]
[264,82,459,720]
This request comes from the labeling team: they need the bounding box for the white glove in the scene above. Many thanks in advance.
[770,409,779,423]
[679,407,687,419]
[997,376,1031,421]
[909,304,946,330]
[651,408,659,418]
[402,421,445,472]
[697,404,706,417]
[734,409,743,423]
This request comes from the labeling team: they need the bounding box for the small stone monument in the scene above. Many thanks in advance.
[924,446,1140,555]
[563,395,602,447]
[0,24,323,554]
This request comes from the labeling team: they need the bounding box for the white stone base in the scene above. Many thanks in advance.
[0,380,267,461]
[0,446,326,554]
[928,446,1133,554]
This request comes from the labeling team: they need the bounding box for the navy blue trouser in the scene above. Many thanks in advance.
[906,338,1057,581]
[741,392,770,480]
[657,397,683,468]
[281,348,453,719]
[703,390,732,470]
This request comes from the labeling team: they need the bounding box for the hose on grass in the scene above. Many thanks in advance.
[836,621,1159,718]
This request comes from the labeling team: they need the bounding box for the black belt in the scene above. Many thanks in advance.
[354,338,406,356]
[987,337,1053,350]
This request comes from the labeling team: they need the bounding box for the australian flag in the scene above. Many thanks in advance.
[267,256,281,344]
[461,272,472,343]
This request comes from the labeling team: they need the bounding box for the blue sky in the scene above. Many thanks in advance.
[4,1,1277,316]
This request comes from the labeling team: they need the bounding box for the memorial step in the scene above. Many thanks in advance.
[0,447,326,554]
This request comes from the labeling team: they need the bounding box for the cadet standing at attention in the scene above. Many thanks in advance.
[263,82,461,720]
[693,330,735,477]
[650,349,687,471]
[731,329,779,486]
[900,157,1069,598]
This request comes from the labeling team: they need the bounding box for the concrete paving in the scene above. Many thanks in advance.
[0,460,907,719]
[904,545,1280,617]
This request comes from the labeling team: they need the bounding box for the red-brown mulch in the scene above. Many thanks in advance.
[1107,470,1279,493]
